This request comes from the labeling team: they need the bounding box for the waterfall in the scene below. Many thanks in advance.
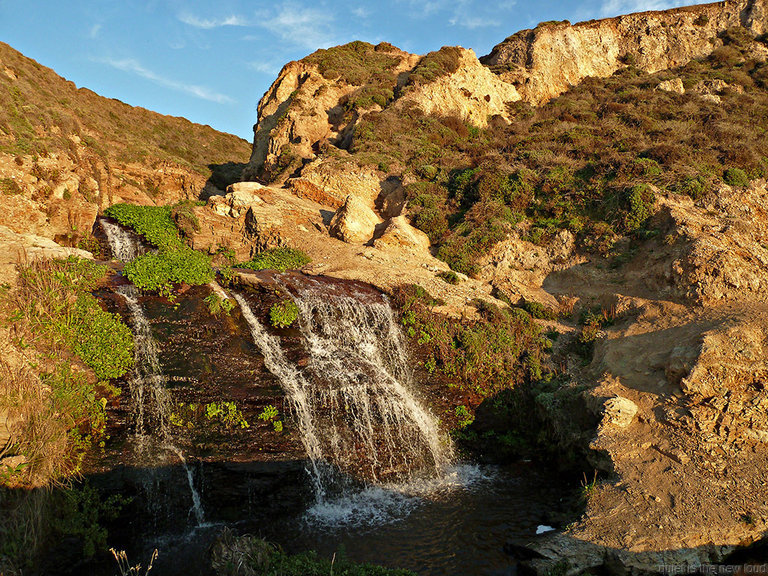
[234,279,452,500]
[117,284,206,526]
[100,218,144,262]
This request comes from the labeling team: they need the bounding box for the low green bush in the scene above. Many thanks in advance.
[393,285,545,397]
[103,203,182,250]
[124,248,214,299]
[269,299,299,328]
[723,167,750,187]
[240,247,311,272]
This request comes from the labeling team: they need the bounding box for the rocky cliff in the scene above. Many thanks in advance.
[482,0,768,103]
[231,2,768,572]
[243,0,768,190]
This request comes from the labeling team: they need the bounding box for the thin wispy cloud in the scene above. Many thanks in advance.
[178,13,249,29]
[96,57,234,104]
[600,0,702,17]
[255,3,341,50]
[88,23,102,39]
[248,60,282,75]
[448,0,515,29]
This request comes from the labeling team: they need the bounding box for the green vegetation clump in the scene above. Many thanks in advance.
[240,247,311,272]
[1,177,22,195]
[407,46,463,87]
[1,257,133,486]
[124,248,214,299]
[210,530,415,576]
[204,292,234,316]
[104,203,181,250]
[16,258,134,381]
[269,299,300,328]
[437,270,460,284]
[305,41,400,85]
[205,401,250,429]
[106,202,216,298]
[393,284,545,396]
[723,167,750,187]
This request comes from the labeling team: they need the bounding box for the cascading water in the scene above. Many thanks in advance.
[116,283,205,526]
[102,218,206,527]
[234,276,453,511]
[100,217,144,262]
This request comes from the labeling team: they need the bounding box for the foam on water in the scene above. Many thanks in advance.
[303,464,492,529]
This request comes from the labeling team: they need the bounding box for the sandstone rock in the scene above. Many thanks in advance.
[207,182,266,218]
[0,225,93,285]
[373,216,430,253]
[287,158,382,209]
[396,47,519,128]
[656,78,685,94]
[329,195,381,244]
[481,0,768,105]
[600,396,638,429]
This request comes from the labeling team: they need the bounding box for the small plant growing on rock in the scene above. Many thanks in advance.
[437,270,460,285]
[241,247,311,273]
[269,299,299,328]
[258,405,279,421]
[204,293,234,317]
[205,402,249,429]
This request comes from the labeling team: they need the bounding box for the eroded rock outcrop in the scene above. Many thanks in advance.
[482,0,768,104]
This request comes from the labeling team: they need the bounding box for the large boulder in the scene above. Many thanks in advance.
[329,195,381,244]
[373,216,430,253]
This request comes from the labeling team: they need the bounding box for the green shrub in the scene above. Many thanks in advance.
[269,299,299,328]
[723,167,750,187]
[520,298,557,320]
[204,293,234,316]
[621,183,655,232]
[1,177,22,195]
[240,248,311,272]
[124,248,214,299]
[393,285,545,397]
[407,46,462,87]
[104,203,181,250]
[437,270,460,285]
[305,41,400,85]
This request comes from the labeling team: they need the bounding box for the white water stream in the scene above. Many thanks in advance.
[234,279,453,516]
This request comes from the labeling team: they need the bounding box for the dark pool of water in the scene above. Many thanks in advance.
[99,461,571,576]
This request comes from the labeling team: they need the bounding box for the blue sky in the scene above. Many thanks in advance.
[0,0,702,141]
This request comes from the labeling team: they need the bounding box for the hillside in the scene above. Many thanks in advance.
[0,40,250,274]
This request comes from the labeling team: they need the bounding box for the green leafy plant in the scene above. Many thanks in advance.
[124,248,214,300]
[269,299,299,328]
[103,204,182,251]
[204,293,234,316]
[240,248,311,273]
[205,401,249,429]
[258,405,279,421]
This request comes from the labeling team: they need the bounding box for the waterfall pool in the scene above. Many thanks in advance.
[103,461,570,576]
